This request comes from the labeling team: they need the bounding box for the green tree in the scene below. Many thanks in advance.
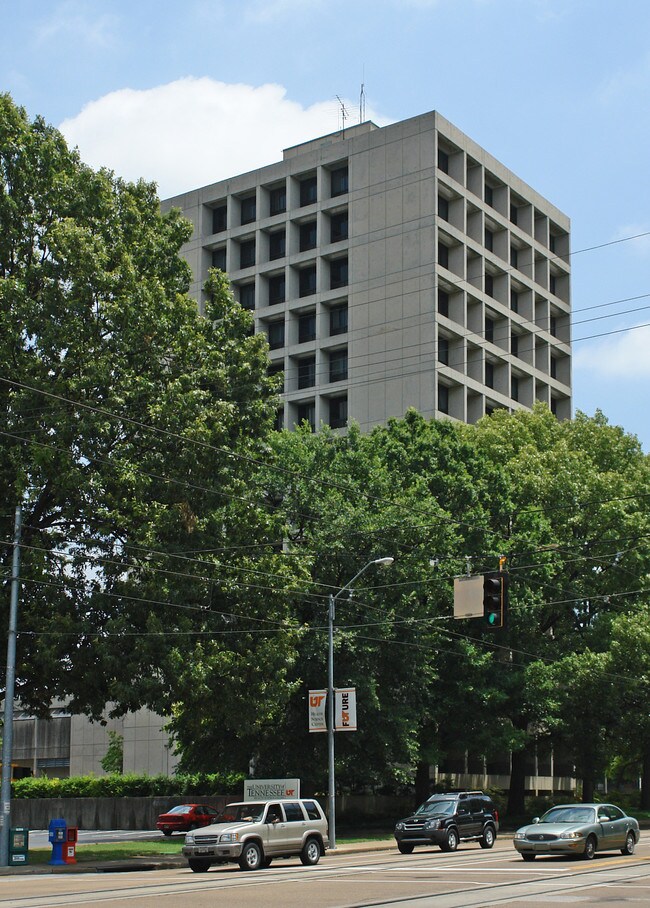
[0,95,298,746]
[100,731,124,774]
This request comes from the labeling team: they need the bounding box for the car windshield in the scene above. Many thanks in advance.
[166,805,193,815]
[215,803,265,823]
[540,807,596,825]
[415,800,455,817]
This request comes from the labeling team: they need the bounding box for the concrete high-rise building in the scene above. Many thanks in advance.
[163,110,571,432]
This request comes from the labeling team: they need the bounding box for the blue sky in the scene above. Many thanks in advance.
[2,0,649,451]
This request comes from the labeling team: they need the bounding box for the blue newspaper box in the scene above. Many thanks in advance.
[48,818,67,865]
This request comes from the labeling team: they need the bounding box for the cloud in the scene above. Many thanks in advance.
[59,77,389,198]
[574,324,650,378]
[35,0,118,49]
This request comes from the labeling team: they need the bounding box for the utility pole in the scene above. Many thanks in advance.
[0,504,22,866]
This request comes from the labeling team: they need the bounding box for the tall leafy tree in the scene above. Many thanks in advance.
[0,95,300,739]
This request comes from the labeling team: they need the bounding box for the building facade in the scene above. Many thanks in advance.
[163,110,571,432]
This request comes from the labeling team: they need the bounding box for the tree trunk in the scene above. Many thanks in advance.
[582,776,595,802]
[507,748,527,817]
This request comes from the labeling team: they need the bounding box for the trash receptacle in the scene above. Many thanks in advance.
[63,826,78,864]
[48,818,67,865]
[9,827,29,865]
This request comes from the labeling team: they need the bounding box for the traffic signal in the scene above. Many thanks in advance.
[483,571,509,629]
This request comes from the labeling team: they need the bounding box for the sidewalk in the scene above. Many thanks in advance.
[0,838,397,875]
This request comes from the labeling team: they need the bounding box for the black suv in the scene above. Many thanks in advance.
[394,791,499,853]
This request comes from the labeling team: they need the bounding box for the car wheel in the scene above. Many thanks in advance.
[521,853,536,862]
[262,857,273,868]
[188,858,211,873]
[188,823,198,831]
[300,836,321,866]
[480,825,496,849]
[398,843,414,854]
[440,828,459,852]
[239,840,263,871]
[161,830,172,837]
[621,831,636,855]
[582,835,597,860]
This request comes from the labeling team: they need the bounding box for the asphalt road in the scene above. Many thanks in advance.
[3,837,650,908]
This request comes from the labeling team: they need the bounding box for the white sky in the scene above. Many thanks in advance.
[2,0,649,451]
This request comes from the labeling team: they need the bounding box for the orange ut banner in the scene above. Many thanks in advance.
[308,689,327,732]
[335,687,357,731]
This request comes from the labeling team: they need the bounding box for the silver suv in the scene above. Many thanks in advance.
[182,798,329,872]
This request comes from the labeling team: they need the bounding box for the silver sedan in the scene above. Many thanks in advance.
[513,803,640,861]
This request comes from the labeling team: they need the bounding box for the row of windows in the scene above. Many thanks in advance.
[437,239,569,302]
[437,379,570,422]
[211,211,348,272]
[438,287,568,340]
[209,165,348,234]
[437,143,568,252]
[267,303,347,348]
[438,332,570,383]
[275,394,348,432]
[233,258,348,309]
[267,348,347,394]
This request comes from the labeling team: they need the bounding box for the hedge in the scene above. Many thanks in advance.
[11,772,245,799]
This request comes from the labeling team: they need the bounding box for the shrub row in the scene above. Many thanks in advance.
[12,772,245,800]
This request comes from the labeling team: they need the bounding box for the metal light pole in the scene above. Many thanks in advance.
[327,556,393,850]
[0,505,22,867]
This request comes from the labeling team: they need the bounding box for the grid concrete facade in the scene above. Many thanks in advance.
[163,110,571,432]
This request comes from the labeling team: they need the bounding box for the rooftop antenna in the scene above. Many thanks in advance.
[359,81,366,124]
[336,95,349,137]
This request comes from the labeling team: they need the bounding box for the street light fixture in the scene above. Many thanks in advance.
[327,556,394,850]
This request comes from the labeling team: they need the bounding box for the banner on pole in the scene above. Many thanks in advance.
[335,687,357,731]
[308,689,327,732]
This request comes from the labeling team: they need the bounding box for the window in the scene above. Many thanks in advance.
[270,185,286,215]
[510,289,519,312]
[212,204,227,233]
[211,247,226,271]
[510,246,519,269]
[485,274,494,297]
[240,195,256,225]
[438,383,449,414]
[330,211,348,242]
[269,230,286,260]
[268,274,285,305]
[283,802,305,822]
[438,289,449,317]
[438,242,449,269]
[485,317,494,343]
[550,314,557,337]
[511,375,519,401]
[438,148,449,174]
[298,311,316,343]
[299,175,317,206]
[549,233,557,254]
[329,349,348,383]
[239,239,255,269]
[274,407,284,431]
[485,361,494,388]
[485,183,494,207]
[299,266,316,297]
[330,165,348,197]
[511,332,519,357]
[510,203,518,225]
[298,357,316,389]
[296,401,315,430]
[239,283,255,310]
[330,257,348,289]
[438,336,449,365]
[550,356,557,379]
[438,195,449,221]
[300,221,317,251]
[330,303,348,336]
[268,362,284,381]
[485,228,493,251]
[329,395,347,429]
[268,321,285,350]
[549,274,557,295]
